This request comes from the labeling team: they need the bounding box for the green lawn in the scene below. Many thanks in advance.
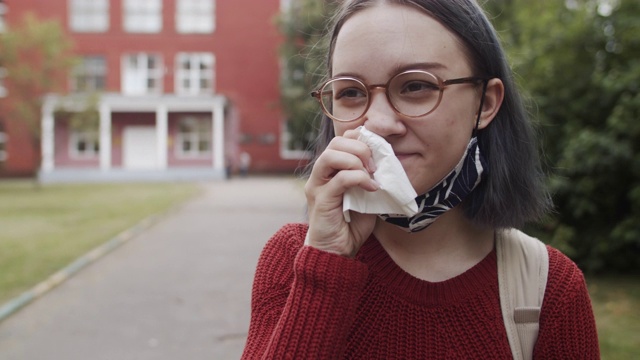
[0,180,199,304]
[587,276,640,359]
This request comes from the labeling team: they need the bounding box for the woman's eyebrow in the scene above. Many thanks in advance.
[391,62,448,75]
[331,62,447,80]
[331,71,364,79]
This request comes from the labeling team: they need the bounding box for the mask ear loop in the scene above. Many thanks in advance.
[472,80,490,138]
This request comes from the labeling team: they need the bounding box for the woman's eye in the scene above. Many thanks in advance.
[336,88,366,99]
[401,81,439,94]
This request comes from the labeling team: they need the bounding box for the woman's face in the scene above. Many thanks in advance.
[332,3,483,195]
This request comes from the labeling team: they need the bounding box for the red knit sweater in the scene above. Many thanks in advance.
[241,223,599,359]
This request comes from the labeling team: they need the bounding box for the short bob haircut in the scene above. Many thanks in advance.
[305,0,552,229]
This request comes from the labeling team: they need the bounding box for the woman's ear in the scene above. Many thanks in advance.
[476,78,504,130]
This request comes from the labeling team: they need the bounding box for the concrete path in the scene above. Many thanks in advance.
[0,177,307,360]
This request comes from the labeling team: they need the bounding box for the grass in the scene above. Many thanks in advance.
[0,180,199,304]
[587,276,640,359]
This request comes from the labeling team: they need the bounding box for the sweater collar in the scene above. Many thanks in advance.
[356,236,498,307]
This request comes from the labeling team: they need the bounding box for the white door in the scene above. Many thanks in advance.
[123,126,158,170]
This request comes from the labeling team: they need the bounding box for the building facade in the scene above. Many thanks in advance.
[0,0,302,182]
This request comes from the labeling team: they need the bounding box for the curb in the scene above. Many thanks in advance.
[0,213,163,324]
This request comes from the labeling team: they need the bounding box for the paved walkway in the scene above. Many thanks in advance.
[0,177,307,360]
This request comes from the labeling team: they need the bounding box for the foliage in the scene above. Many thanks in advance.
[54,93,101,142]
[486,0,640,273]
[277,0,336,153]
[0,12,76,143]
[62,93,101,132]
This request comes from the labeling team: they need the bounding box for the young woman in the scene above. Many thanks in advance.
[242,1,599,358]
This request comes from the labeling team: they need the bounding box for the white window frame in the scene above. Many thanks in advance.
[69,0,109,33]
[175,53,215,95]
[72,56,107,92]
[0,2,7,33]
[121,53,163,95]
[175,117,211,158]
[0,67,7,97]
[69,130,99,159]
[280,0,292,13]
[280,126,312,160]
[123,0,162,33]
[0,121,7,162]
[176,0,215,34]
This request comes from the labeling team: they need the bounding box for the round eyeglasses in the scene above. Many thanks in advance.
[310,70,488,122]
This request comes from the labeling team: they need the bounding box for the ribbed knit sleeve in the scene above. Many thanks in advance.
[241,223,370,360]
[534,246,600,359]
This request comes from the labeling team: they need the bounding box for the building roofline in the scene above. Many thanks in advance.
[44,93,227,113]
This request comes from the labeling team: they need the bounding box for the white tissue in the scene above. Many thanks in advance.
[343,126,419,222]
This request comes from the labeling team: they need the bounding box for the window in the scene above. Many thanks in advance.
[175,53,214,95]
[124,0,162,33]
[69,0,109,33]
[0,120,7,162]
[69,130,99,158]
[122,53,163,95]
[0,67,7,97]
[72,56,106,92]
[176,117,211,158]
[0,1,7,33]
[280,121,315,160]
[280,0,292,13]
[176,0,215,33]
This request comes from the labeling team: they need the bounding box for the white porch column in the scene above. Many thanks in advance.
[212,97,225,171]
[41,98,55,173]
[99,102,112,171]
[156,104,168,169]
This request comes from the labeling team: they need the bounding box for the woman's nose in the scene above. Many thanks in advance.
[363,92,406,137]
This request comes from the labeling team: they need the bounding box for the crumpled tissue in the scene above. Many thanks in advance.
[343,126,418,222]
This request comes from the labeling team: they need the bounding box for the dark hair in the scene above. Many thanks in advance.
[305,0,551,229]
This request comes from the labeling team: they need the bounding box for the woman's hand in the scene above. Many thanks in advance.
[304,129,379,257]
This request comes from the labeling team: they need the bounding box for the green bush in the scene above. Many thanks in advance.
[487,0,640,274]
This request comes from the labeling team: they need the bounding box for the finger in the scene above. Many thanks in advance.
[326,136,376,173]
[322,168,379,196]
[307,167,378,208]
[310,149,367,182]
[342,128,362,140]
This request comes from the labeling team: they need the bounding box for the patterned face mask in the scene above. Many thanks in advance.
[378,137,486,232]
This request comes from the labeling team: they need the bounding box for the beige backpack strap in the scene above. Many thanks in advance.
[496,229,549,360]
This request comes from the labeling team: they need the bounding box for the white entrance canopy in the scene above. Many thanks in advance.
[40,93,227,183]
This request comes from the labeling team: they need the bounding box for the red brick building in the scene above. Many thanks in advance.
[0,0,303,182]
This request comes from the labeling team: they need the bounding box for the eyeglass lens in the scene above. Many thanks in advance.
[320,71,442,122]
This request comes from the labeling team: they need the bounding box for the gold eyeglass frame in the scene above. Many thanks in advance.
[310,69,488,122]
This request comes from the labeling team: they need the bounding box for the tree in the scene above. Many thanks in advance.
[0,12,76,173]
[277,0,336,154]
[486,0,640,273]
